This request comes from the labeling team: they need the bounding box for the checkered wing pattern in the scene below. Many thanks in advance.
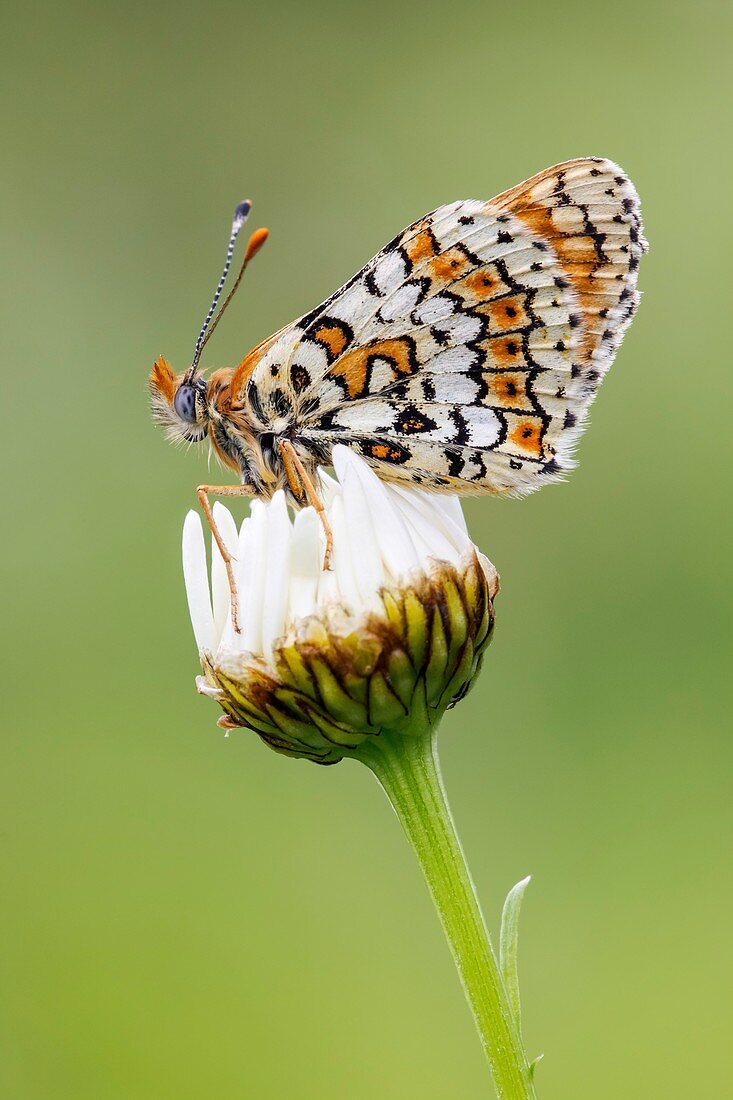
[241,158,646,495]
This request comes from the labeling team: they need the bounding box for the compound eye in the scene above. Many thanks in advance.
[173,384,198,424]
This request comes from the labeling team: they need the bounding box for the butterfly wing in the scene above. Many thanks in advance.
[242,157,646,495]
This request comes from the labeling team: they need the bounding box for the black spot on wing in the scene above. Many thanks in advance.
[290,363,311,394]
[357,438,412,464]
[394,404,438,435]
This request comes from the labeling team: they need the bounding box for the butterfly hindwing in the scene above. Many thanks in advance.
[241,157,646,495]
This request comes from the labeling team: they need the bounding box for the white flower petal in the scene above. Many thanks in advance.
[329,494,361,612]
[241,500,268,655]
[389,485,472,558]
[261,491,293,663]
[211,502,240,642]
[424,489,469,536]
[316,467,341,507]
[387,489,459,562]
[333,446,418,581]
[381,481,436,560]
[182,511,215,654]
[216,517,249,654]
[316,566,340,606]
[183,448,479,668]
[289,508,321,622]
[337,472,383,607]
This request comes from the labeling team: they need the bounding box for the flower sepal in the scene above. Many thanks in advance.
[198,550,497,765]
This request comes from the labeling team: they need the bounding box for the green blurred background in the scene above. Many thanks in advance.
[2,1,731,1097]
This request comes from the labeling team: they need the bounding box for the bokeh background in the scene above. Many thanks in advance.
[2,1,731,1097]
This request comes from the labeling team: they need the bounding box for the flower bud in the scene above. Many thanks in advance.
[183,448,498,764]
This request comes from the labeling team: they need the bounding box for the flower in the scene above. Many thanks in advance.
[182,446,498,764]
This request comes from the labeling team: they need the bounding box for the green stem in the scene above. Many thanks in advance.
[353,729,537,1100]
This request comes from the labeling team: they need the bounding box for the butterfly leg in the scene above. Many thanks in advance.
[279,439,334,569]
[196,482,254,633]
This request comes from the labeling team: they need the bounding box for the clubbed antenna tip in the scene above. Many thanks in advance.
[233,200,252,227]
[187,198,254,376]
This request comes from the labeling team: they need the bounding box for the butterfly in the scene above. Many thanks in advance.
[150,157,646,629]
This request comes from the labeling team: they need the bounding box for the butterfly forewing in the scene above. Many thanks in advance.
[241,157,646,495]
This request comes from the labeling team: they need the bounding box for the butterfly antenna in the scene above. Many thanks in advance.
[198,226,270,356]
[185,200,252,381]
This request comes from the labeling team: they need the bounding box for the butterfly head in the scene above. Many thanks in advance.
[149,357,210,444]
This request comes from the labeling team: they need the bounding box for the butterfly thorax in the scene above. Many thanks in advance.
[207,367,317,501]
